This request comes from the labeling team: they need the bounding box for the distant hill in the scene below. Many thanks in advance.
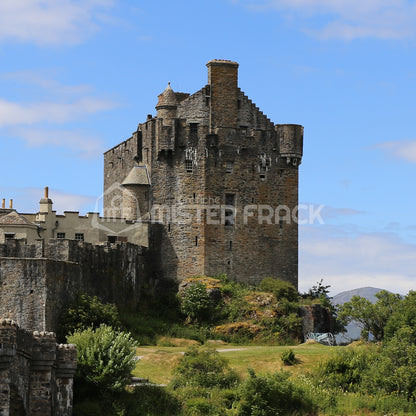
[332,287,387,344]
[332,287,386,306]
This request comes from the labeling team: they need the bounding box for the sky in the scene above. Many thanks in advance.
[1,0,415,296]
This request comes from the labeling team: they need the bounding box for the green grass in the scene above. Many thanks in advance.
[133,341,337,385]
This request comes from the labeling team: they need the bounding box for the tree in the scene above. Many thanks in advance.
[338,290,402,341]
[67,324,138,394]
[59,292,121,340]
[384,290,416,342]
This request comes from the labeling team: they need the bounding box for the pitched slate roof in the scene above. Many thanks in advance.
[0,209,37,227]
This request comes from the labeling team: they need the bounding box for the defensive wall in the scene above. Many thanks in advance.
[0,239,149,333]
[0,319,76,416]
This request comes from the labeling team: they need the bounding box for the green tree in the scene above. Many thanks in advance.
[338,290,402,341]
[59,292,121,340]
[67,324,138,394]
[384,291,416,341]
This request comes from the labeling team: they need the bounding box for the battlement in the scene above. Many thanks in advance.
[0,318,76,415]
[0,238,147,333]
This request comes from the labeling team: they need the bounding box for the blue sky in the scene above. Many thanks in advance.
[1,0,415,295]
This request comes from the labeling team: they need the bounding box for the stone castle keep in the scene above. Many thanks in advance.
[0,59,303,414]
[104,59,303,284]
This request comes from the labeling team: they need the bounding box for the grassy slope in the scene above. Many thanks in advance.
[133,342,337,385]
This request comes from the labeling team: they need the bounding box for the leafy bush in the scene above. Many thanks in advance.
[313,346,377,392]
[259,277,299,302]
[67,324,138,394]
[280,348,296,365]
[180,281,213,323]
[170,346,240,390]
[234,368,315,416]
[59,292,121,340]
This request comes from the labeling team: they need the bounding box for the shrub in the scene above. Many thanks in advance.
[280,348,296,365]
[313,346,377,392]
[235,368,315,416]
[180,281,213,323]
[259,278,298,302]
[59,292,121,340]
[170,346,240,389]
[67,324,138,394]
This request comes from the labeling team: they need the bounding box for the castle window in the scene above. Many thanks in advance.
[75,233,84,241]
[226,161,233,173]
[190,123,198,135]
[259,166,266,181]
[186,159,193,173]
[229,241,232,251]
[195,236,198,246]
[4,233,14,240]
[107,236,117,243]
[57,232,66,239]
[279,219,284,230]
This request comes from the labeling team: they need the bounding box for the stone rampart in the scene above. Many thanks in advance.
[0,239,148,333]
[0,318,76,415]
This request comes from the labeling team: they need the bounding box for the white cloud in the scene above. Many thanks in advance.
[375,139,416,163]
[0,97,116,127]
[299,224,416,296]
[0,0,115,46]
[233,0,416,40]
[9,127,105,159]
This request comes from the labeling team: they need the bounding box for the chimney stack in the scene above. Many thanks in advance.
[9,199,13,209]
[2,199,5,209]
[206,59,239,130]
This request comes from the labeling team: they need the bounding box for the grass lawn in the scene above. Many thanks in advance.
[133,341,339,385]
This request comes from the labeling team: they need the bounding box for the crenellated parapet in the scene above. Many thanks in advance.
[0,318,76,416]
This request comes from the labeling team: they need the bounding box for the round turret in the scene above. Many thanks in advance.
[155,82,178,120]
[275,124,303,166]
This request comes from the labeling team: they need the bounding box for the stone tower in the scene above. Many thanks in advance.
[104,59,303,287]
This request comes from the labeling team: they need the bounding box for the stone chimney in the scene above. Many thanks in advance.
[206,59,239,130]
[39,187,53,214]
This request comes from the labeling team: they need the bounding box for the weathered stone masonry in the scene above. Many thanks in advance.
[104,59,303,287]
[0,239,146,333]
[0,319,76,416]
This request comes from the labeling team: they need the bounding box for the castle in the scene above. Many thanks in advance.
[0,59,303,415]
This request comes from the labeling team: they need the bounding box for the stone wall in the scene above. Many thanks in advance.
[103,60,303,287]
[0,319,76,416]
[0,239,147,333]
[299,304,336,340]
